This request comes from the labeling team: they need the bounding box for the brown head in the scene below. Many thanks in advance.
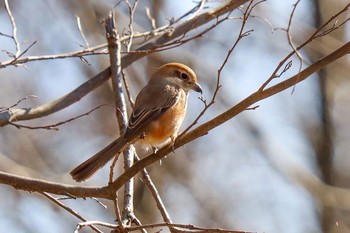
[150,62,202,94]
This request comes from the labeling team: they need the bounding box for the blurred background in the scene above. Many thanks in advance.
[0,0,349,232]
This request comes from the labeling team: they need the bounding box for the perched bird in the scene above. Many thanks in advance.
[70,62,202,182]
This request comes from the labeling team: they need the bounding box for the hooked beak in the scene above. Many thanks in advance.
[191,82,202,94]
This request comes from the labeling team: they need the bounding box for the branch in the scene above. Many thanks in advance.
[0,66,111,127]
[0,0,249,127]
[181,0,258,136]
[4,0,20,57]
[108,41,350,193]
[0,171,113,199]
[135,155,173,228]
[41,192,103,233]
[2,41,348,201]
[75,15,90,48]
[259,2,350,91]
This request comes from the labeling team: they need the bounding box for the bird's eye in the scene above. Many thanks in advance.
[180,73,189,80]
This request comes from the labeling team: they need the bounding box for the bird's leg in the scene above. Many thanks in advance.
[170,135,177,153]
[150,146,158,154]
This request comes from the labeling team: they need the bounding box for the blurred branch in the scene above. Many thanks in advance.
[0,171,112,198]
[75,221,117,233]
[135,155,173,230]
[286,0,303,75]
[109,40,350,193]
[123,0,138,52]
[76,221,251,233]
[9,105,107,130]
[105,10,135,227]
[4,0,20,58]
[181,0,258,136]
[0,0,248,127]
[127,222,251,233]
[0,5,350,233]
[0,66,111,127]
[41,192,103,233]
[2,41,348,201]
[75,15,90,48]
[0,15,350,208]
[0,43,108,68]
[259,2,350,91]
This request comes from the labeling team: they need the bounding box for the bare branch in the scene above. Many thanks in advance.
[180,0,259,136]
[145,7,157,30]
[0,95,37,112]
[74,221,117,233]
[0,41,349,209]
[9,105,107,130]
[127,222,251,233]
[135,155,173,230]
[0,0,248,127]
[75,15,90,48]
[4,0,20,57]
[41,192,103,233]
[259,2,350,91]
[124,0,138,52]
[286,0,303,74]
[109,40,350,194]
[0,66,111,127]
[0,171,112,199]
[105,11,126,228]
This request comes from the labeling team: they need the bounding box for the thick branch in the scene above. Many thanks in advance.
[0,171,112,199]
[0,42,349,203]
[0,67,111,126]
[109,41,350,192]
[0,0,248,127]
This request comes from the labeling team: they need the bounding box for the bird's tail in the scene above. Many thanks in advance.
[70,137,127,182]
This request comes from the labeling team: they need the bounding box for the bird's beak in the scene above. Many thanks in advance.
[191,82,202,94]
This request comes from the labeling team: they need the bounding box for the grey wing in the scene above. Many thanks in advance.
[124,85,179,139]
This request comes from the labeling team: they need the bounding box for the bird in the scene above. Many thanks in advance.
[70,62,202,182]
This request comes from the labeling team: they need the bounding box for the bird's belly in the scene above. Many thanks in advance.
[143,96,186,146]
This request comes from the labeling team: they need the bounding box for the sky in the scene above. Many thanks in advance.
[1,0,349,233]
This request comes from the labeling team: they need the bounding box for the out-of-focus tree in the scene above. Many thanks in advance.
[0,0,350,233]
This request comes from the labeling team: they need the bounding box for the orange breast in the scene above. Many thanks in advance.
[143,91,187,145]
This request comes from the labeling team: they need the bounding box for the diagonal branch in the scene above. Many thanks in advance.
[109,41,350,192]
[0,0,248,127]
[0,42,349,204]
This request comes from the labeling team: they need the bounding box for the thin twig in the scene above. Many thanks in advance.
[41,192,103,233]
[109,40,350,194]
[4,0,20,57]
[180,0,258,136]
[187,0,207,20]
[9,105,108,130]
[121,70,135,108]
[0,95,37,112]
[127,222,251,233]
[75,15,90,48]
[286,0,303,95]
[124,0,138,52]
[259,2,350,91]
[5,41,37,67]
[74,221,117,233]
[146,7,157,30]
[0,0,248,126]
[0,41,349,201]
[135,155,174,231]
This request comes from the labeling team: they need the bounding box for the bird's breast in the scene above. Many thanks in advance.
[143,91,187,146]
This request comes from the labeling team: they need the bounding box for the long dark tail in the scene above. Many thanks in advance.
[70,137,127,182]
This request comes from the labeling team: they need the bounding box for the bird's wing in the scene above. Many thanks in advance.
[125,84,179,139]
